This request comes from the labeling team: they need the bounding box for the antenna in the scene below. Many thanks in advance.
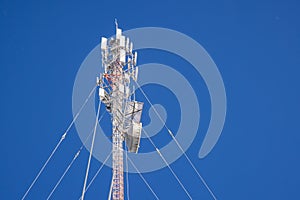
[115,18,118,29]
[99,22,143,200]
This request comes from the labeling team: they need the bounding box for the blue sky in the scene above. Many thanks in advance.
[1,0,300,199]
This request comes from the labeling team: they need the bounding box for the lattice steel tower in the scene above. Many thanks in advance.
[98,23,143,200]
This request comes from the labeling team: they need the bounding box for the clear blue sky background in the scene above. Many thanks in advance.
[1,0,300,199]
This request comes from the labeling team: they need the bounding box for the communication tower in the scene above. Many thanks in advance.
[98,23,144,200]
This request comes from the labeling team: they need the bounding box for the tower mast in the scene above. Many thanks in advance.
[99,23,143,200]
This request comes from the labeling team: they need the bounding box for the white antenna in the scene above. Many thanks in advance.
[115,18,118,29]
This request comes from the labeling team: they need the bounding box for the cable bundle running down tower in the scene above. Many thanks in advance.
[98,24,144,200]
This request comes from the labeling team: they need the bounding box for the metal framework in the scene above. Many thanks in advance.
[98,23,143,200]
